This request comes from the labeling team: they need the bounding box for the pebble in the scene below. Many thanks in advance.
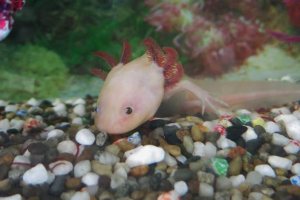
[23,164,48,185]
[73,104,86,117]
[0,119,10,132]
[49,160,73,175]
[216,176,232,191]
[291,163,300,175]
[245,171,263,185]
[82,172,99,186]
[285,120,300,141]
[5,104,18,113]
[74,160,91,177]
[47,129,64,139]
[96,132,108,146]
[242,126,258,142]
[216,135,236,149]
[183,135,194,154]
[229,156,242,176]
[290,175,300,186]
[157,191,179,200]
[0,194,22,200]
[57,140,78,155]
[70,190,90,200]
[199,183,214,197]
[229,174,245,187]
[255,164,276,177]
[264,121,281,134]
[272,133,290,146]
[125,145,165,168]
[191,124,206,142]
[75,129,95,145]
[95,151,120,165]
[174,181,188,196]
[197,171,215,184]
[268,155,292,170]
[163,152,177,167]
[284,141,300,154]
[53,102,67,117]
[211,157,229,176]
[91,160,112,176]
[173,168,194,181]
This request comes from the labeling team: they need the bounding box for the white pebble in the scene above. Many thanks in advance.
[204,142,217,158]
[193,142,205,157]
[96,132,108,146]
[217,135,236,149]
[125,145,165,168]
[0,194,22,200]
[72,117,83,125]
[292,163,300,175]
[73,104,85,117]
[176,155,187,164]
[254,164,276,177]
[82,172,99,186]
[272,133,290,146]
[0,100,7,107]
[74,160,91,178]
[0,119,10,132]
[293,110,300,120]
[75,129,95,145]
[49,160,73,175]
[271,107,291,115]
[264,121,281,134]
[73,98,86,105]
[10,119,24,131]
[96,151,120,165]
[274,114,298,126]
[47,129,64,140]
[27,98,39,107]
[12,155,30,168]
[164,152,177,167]
[57,140,77,155]
[284,142,300,154]
[23,164,48,185]
[230,174,245,187]
[236,109,252,116]
[47,171,55,184]
[285,120,300,141]
[53,103,67,117]
[242,126,257,142]
[70,190,90,200]
[114,164,128,179]
[5,104,18,113]
[199,182,214,197]
[174,181,188,196]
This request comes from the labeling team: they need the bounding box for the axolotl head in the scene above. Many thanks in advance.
[93,41,165,134]
[93,39,184,134]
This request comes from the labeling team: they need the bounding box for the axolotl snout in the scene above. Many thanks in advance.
[93,38,300,134]
[93,38,227,134]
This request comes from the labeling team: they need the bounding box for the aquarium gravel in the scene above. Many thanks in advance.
[0,97,300,200]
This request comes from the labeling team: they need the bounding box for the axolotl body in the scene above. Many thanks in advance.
[92,38,300,134]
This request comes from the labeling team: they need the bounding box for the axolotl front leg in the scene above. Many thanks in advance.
[163,78,229,116]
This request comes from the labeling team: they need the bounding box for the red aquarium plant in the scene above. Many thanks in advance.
[145,0,268,76]
[284,0,300,28]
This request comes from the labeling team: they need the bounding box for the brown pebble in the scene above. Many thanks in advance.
[277,185,300,196]
[0,153,14,165]
[176,130,190,141]
[188,179,199,194]
[131,190,146,200]
[130,165,149,177]
[65,177,81,190]
[92,160,112,176]
[76,147,94,162]
[0,179,12,193]
[191,125,206,142]
[275,168,288,176]
[159,137,181,157]
[56,153,75,163]
[115,139,135,152]
[229,156,242,176]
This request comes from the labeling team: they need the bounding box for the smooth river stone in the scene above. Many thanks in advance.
[125,145,165,168]
[268,155,292,170]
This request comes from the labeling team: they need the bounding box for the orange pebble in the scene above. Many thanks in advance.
[157,191,179,200]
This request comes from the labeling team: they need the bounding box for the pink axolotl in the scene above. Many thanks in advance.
[92,38,300,134]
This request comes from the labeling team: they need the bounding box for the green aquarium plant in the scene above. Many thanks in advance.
[0,44,68,101]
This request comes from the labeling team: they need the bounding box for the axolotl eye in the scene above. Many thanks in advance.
[125,107,133,115]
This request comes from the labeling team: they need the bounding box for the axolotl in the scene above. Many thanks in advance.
[92,38,300,134]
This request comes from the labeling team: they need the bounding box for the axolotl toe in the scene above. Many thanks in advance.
[92,38,300,134]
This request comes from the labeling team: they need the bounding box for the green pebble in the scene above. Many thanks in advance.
[237,114,251,125]
[211,157,229,176]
